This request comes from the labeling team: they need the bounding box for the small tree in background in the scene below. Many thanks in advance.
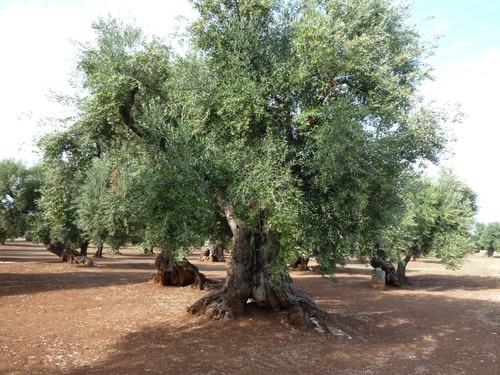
[479,222,500,256]
[35,132,88,253]
[472,222,486,252]
[378,169,478,285]
[0,160,41,244]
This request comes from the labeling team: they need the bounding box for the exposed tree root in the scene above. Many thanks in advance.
[187,208,345,334]
[187,286,234,320]
[187,278,338,334]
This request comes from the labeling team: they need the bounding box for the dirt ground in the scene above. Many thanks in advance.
[0,241,498,375]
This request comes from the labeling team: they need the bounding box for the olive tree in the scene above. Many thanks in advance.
[31,126,93,259]
[185,0,450,326]
[42,0,454,328]
[479,222,500,256]
[377,169,478,285]
[0,160,42,244]
[0,160,26,243]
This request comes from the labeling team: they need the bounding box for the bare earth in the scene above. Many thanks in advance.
[0,241,498,375]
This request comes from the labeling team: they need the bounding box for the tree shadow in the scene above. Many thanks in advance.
[408,274,500,292]
[0,242,39,247]
[313,270,499,292]
[0,244,229,298]
[61,290,499,375]
[194,261,229,270]
[94,262,156,271]
[0,270,152,297]
[1,248,498,375]
[0,244,55,263]
[0,256,60,263]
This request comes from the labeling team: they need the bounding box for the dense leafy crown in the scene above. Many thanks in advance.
[31,0,468,270]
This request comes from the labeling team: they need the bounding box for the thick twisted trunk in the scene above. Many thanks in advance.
[200,243,225,262]
[188,208,328,329]
[292,256,310,271]
[45,241,94,266]
[80,240,89,256]
[153,252,222,290]
[370,249,410,286]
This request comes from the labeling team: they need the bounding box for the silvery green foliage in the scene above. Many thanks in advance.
[39,1,457,272]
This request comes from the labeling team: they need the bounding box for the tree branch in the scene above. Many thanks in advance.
[119,85,140,135]
[118,85,167,152]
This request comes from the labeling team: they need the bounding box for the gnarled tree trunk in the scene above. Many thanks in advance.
[45,241,94,266]
[143,245,155,255]
[200,243,225,262]
[80,240,89,256]
[188,208,330,331]
[370,249,410,287]
[292,256,310,271]
[153,252,221,290]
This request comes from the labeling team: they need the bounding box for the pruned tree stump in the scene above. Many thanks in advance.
[370,248,409,287]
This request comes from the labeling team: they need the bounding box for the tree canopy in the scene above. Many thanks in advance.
[26,0,473,326]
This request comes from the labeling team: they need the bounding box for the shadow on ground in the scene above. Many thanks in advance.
[0,270,153,297]
[64,291,499,375]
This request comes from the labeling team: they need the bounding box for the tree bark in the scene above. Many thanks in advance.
[292,256,310,271]
[370,250,410,286]
[45,241,65,258]
[119,85,167,152]
[153,252,221,290]
[80,240,89,256]
[94,245,104,258]
[143,245,155,255]
[45,241,94,266]
[188,207,329,330]
[200,243,225,262]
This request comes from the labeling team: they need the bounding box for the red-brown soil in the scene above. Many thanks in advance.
[1,241,498,374]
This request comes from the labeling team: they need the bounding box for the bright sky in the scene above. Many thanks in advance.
[0,0,499,223]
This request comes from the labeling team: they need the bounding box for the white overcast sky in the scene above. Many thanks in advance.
[0,0,499,223]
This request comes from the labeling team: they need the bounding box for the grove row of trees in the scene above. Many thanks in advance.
[0,0,491,326]
[1,159,487,259]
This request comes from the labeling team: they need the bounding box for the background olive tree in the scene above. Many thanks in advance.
[475,222,500,255]
[377,169,478,285]
[0,160,41,244]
